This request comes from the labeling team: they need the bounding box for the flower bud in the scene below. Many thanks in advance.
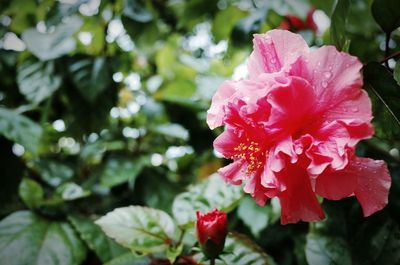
[195,209,228,260]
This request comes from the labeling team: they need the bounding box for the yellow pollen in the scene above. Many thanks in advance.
[230,140,266,175]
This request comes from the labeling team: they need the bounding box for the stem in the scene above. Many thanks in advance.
[379,50,400,65]
[384,32,391,69]
[210,259,215,265]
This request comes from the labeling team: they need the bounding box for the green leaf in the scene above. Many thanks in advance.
[363,62,400,137]
[56,182,90,201]
[212,6,248,42]
[172,173,243,227]
[237,196,276,237]
[18,178,44,209]
[68,57,111,102]
[0,211,87,265]
[22,16,83,61]
[100,156,147,188]
[330,0,351,51]
[306,231,351,265]
[17,59,62,104]
[194,233,276,265]
[394,61,400,86]
[30,159,74,187]
[0,107,42,154]
[152,123,189,141]
[122,0,153,23]
[95,206,178,254]
[68,215,127,263]
[104,252,151,265]
[371,0,400,33]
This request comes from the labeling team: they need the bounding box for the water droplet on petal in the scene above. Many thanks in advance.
[374,160,380,164]
[270,57,276,64]
[264,36,272,44]
[351,106,359,112]
[323,72,332,79]
[317,61,321,66]
[321,81,328,88]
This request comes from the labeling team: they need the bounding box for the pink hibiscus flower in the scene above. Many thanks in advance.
[207,30,391,224]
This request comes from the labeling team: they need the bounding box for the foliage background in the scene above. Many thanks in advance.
[0,0,399,264]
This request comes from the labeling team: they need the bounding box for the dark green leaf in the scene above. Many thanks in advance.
[18,178,44,209]
[306,231,352,265]
[172,174,243,227]
[371,0,400,33]
[95,206,178,254]
[330,0,351,51]
[68,57,112,102]
[0,107,42,153]
[363,62,400,137]
[17,59,62,103]
[100,156,147,188]
[30,159,74,187]
[0,211,87,265]
[394,61,400,86]
[22,16,83,61]
[68,215,127,263]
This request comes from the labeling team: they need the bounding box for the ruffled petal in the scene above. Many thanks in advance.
[207,80,237,129]
[248,30,308,78]
[315,165,357,200]
[278,164,325,224]
[213,128,241,158]
[218,160,246,185]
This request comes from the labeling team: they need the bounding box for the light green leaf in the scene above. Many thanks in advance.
[105,252,150,265]
[17,59,62,103]
[68,215,127,263]
[95,206,178,254]
[195,233,276,265]
[152,123,189,141]
[22,16,83,61]
[122,0,153,23]
[172,173,243,227]
[18,178,44,209]
[237,196,272,237]
[212,6,248,41]
[56,182,90,201]
[0,107,42,153]
[0,211,87,265]
[371,0,400,33]
[100,156,147,188]
[330,0,351,51]
[68,57,111,102]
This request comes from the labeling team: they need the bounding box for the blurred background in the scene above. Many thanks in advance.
[0,0,399,264]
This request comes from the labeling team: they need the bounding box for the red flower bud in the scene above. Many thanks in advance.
[196,209,228,259]
[279,8,317,33]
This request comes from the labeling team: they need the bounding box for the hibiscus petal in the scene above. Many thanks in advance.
[316,157,391,217]
[353,157,391,217]
[244,171,270,206]
[218,160,246,185]
[315,165,357,200]
[278,164,325,224]
[248,29,308,78]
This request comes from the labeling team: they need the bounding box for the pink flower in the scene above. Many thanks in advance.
[207,30,391,224]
